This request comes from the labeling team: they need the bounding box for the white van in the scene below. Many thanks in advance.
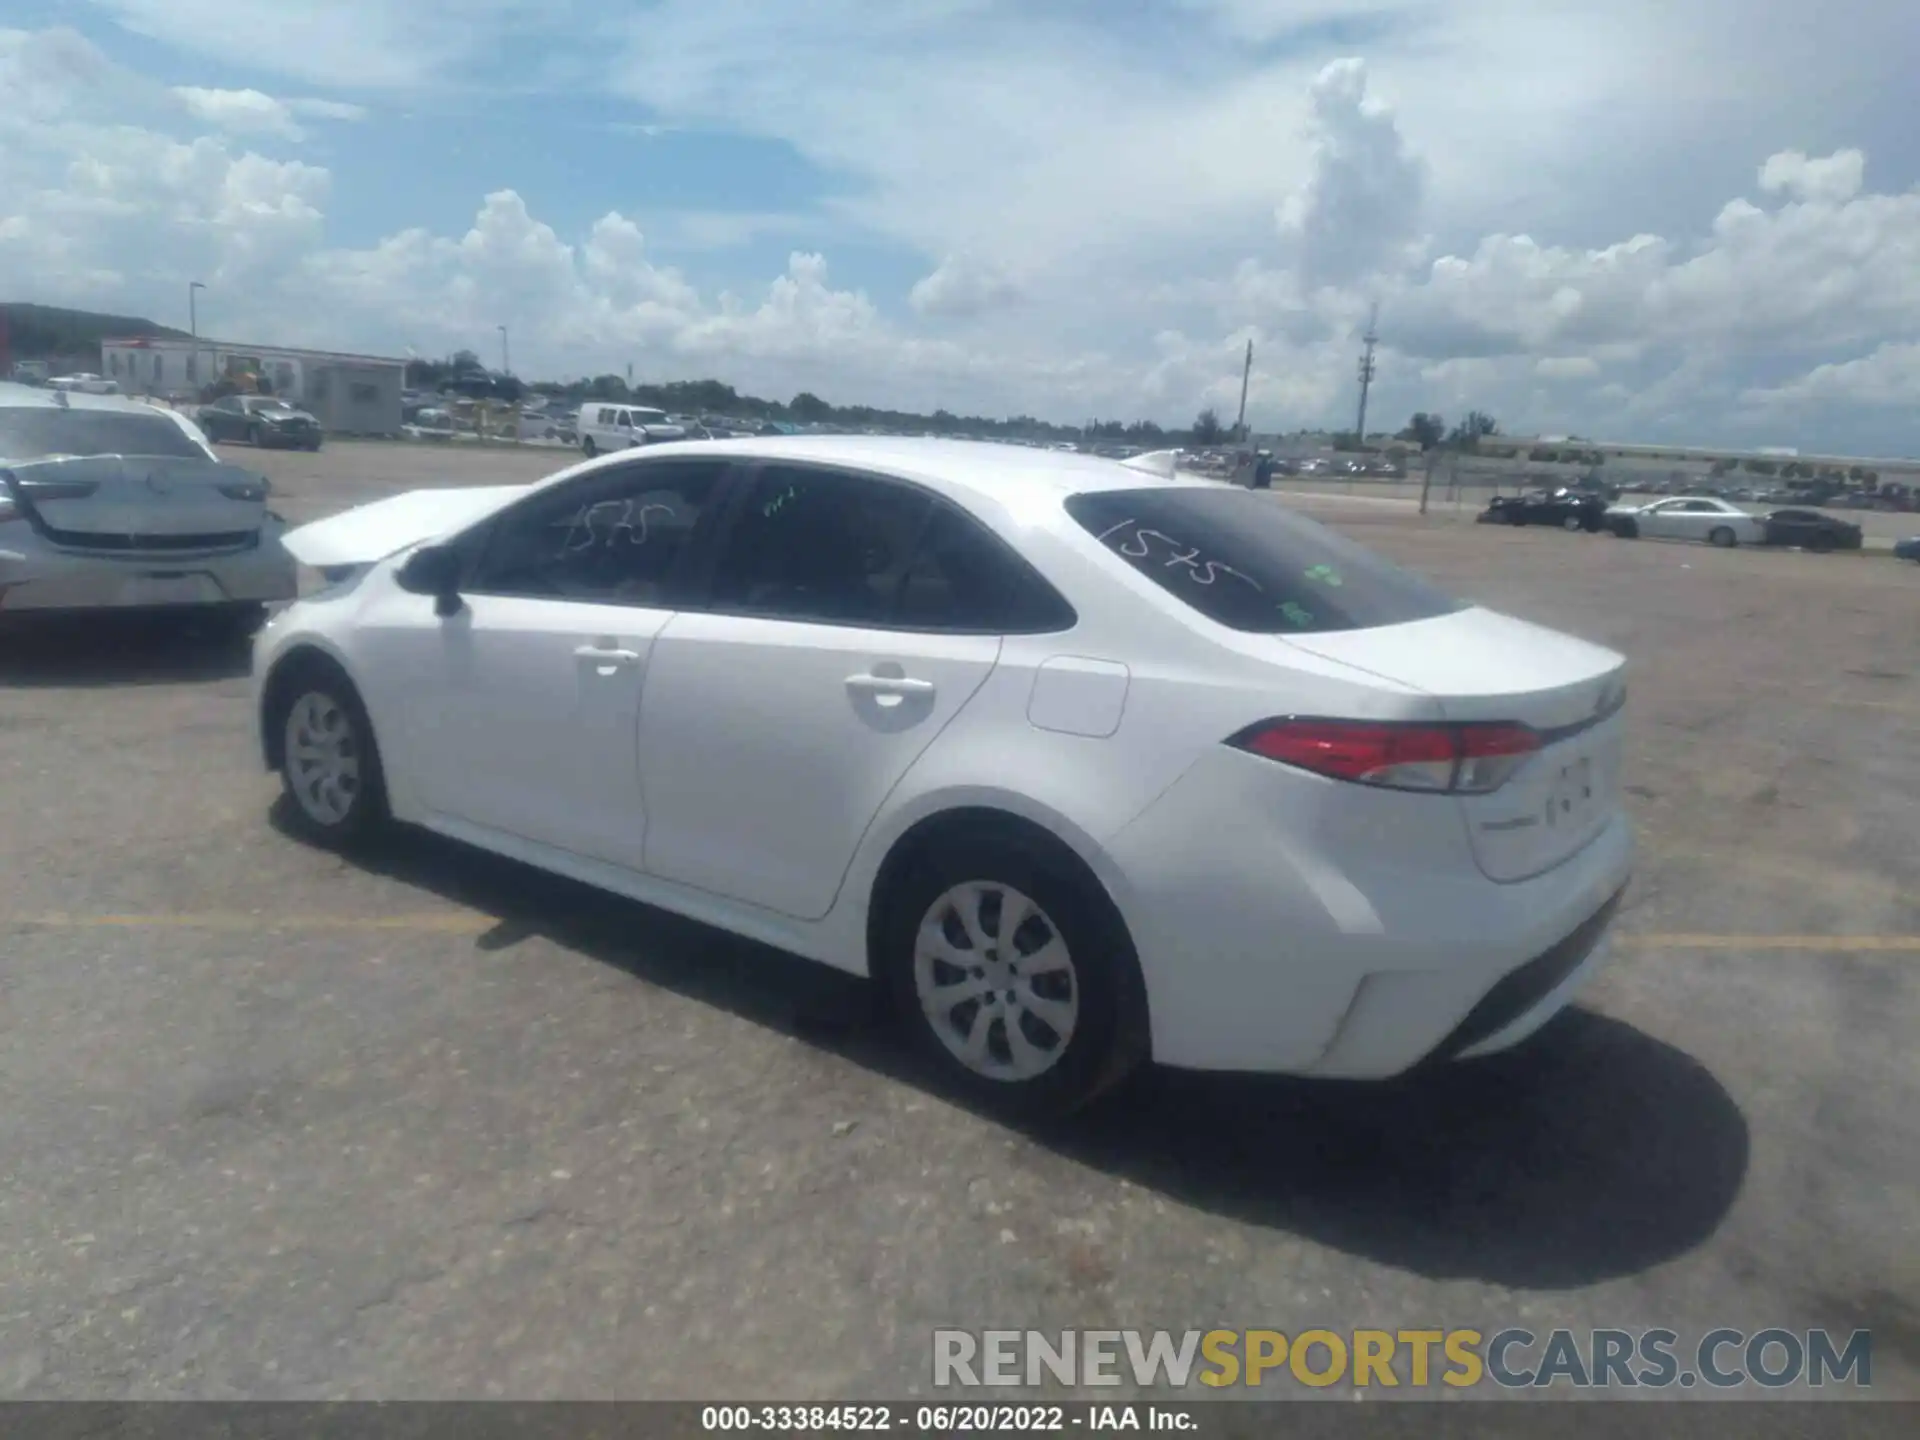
[577,403,687,456]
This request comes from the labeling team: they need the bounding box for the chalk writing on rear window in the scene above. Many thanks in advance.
[1095,517,1263,591]
[1065,486,1464,635]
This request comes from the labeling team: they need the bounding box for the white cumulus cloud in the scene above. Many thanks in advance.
[908,256,1024,319]
[172,87,304,140]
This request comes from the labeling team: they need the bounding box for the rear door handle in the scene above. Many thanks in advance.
[845,673,935,698]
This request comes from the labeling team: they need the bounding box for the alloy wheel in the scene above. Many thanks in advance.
[913,881,1079,1082]
[284,691,362,827]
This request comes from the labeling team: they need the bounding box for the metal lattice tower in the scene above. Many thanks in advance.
[1354,303,1379,442]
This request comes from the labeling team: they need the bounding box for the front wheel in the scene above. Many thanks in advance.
[273,669,389,848]
[1807,531,1835,554]
[245,424,261,445]
[1562,514,1584,532]
[1709,526,1737,548]
[880,835,1147,1118]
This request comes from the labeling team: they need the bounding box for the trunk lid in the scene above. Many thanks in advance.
[6,454,270,550]
[1286,607,1628,883]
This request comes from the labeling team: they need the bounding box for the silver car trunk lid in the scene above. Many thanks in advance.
[1284,607,1628,883]
[7,454,269,542]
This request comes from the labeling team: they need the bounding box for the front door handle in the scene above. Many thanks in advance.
[575,642,642,674]
[845,673,935,698]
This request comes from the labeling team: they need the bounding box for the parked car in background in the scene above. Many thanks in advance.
[405,408,458,441]
[256,437,1632,1115]
[48,373,119,395]
[578,404,688,457]
[1891,536,1919,564]
[1760,509,1864,553]
[197,395,324,451]
[0,382,294,632]
[1605,495,1767,547]
[520,407,577,443]
[1479,488,1609,532]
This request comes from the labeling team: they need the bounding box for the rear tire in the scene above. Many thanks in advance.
[1562,514,1583,532]
[1709,526,1737,548]
[269,661,389,849]
[1808,531,1835,554]
[582,436,598,458]
[878,831,1148,1119]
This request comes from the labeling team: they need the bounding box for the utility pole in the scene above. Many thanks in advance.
[1354,302,1379,446]
[189,281,205,339]
[1234,338,1253,442]
[497,324,510,376]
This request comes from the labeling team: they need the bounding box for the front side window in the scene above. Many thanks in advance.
[709,466,932,627]
[466,460,723,606]
[1065,486,1464,635]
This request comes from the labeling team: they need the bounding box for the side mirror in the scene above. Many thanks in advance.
[397,543,464,616]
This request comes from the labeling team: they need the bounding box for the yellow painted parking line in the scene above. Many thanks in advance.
[5,912,1920,953]
[1619,933,1920,953]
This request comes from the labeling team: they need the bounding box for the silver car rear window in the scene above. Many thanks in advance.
[0,409,204,462]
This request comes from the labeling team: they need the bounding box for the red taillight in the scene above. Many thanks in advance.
[1231,718,1541,794]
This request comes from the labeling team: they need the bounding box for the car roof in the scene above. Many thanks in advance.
[626,434,1222,510]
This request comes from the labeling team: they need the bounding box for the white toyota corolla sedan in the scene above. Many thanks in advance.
[256,437,1633,1114]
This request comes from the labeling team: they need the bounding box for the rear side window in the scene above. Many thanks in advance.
[710,466,931,626]
[895,504,1077,634]
[1065,486,1464,635]
[0,408,204,461]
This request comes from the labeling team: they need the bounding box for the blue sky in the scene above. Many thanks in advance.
[4,0,1920,451]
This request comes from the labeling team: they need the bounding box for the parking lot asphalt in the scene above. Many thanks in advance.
[2,441,1916,1400]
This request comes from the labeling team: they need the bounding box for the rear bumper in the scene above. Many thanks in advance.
[1106,748,1635,1077]
[0,527,297,613]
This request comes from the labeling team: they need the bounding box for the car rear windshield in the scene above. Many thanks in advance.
[1065,486,1466,634]
[0,409,205,462]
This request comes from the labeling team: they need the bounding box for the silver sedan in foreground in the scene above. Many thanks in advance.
[0,383,296,631]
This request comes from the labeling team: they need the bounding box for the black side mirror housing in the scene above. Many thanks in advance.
[397,543,464,616]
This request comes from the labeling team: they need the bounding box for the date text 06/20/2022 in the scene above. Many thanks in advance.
[701,1404,1194,1432]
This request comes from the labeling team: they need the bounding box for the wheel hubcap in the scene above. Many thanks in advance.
[913,882,1078,1082]
[285,691,361,826]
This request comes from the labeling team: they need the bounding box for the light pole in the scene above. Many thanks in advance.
[498,324,510,376]
[188,282,207,397]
